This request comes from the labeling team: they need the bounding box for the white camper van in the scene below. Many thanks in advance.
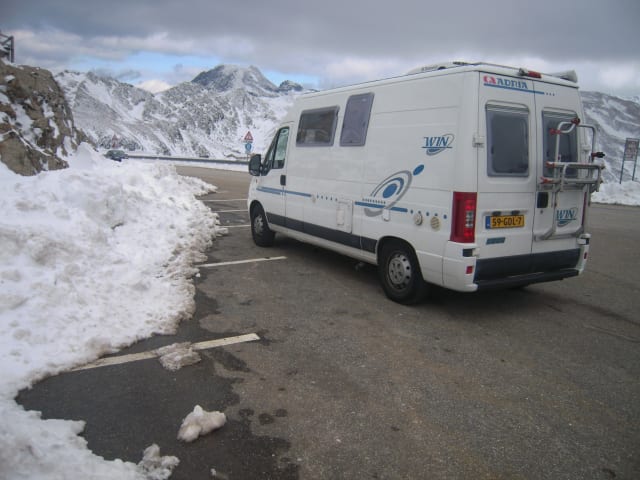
[247,62,604,303]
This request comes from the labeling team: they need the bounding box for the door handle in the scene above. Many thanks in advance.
[537,192,549,208]
[280,175,286,186]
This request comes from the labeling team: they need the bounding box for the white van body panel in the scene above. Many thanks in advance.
[248,63,602,295]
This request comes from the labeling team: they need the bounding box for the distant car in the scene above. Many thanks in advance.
[105,150,128,161]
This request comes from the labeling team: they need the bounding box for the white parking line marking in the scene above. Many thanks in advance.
[71,333,260,372]
[192,334,260,349]
[215,209,247,213]
[198,256,287,268]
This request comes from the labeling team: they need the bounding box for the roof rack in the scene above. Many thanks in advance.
[406,62,578,83]
[546,70,578,83]
[405,61,470,75]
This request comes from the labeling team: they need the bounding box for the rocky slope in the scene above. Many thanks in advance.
[0,60,84,175]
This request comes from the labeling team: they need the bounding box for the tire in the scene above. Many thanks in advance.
[378,240,427,304]
[250,204,275,247]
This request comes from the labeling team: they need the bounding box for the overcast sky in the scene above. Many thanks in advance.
[4,0,640,97]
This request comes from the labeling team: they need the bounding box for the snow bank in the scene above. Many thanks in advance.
[592,180,640,206]
[0,143,223,479]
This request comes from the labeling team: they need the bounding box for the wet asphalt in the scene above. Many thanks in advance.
[17,166,640,480]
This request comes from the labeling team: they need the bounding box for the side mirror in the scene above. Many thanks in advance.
[249,154,262,176]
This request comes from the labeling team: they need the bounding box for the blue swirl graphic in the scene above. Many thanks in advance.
[364,165,424,217]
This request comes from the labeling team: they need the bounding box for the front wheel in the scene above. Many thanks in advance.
[250,204,275,247]
[378,241,427,304]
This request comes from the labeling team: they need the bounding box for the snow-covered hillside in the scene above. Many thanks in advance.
[56,65,302,159]
[581,91,640,184]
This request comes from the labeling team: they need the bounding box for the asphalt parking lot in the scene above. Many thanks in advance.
[18,166,640,480]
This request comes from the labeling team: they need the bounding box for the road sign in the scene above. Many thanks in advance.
[623,138,639,159]
[620,138,639,183]
[243,131,253,142]
[245,142,253,153]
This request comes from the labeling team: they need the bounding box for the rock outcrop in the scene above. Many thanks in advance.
[0,60,85,175]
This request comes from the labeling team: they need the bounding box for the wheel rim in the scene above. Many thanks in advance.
[253,214,265,235]
[387,253,412,291]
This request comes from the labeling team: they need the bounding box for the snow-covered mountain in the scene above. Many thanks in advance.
[55,65,302,159]
[55,64,639,182]
[580,91,640,183]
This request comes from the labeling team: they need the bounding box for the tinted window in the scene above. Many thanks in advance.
[486,106,529,176]
[296,107,338,146]
[543,112,578,177]
[340,93,374,146]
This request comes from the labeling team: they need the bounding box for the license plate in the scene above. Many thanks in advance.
[485,215,525,229]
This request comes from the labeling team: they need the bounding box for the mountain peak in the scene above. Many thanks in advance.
[277,80,303,93]
[191,64,278,95]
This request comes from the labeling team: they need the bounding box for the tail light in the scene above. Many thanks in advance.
[451,192,477,243]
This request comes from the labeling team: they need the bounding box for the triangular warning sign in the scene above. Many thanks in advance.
[243,131,253,142]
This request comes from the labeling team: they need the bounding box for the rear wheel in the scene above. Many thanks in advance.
[378,240,427,304]
[250,204,275,247]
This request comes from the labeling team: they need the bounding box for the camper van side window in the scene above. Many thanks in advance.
[296,107,339,146]
[486,107,529,177]
[340,92,374,146]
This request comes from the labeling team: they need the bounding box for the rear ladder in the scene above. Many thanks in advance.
[536,118,605,241]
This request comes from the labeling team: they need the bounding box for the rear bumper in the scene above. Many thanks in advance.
[475,268,579,290]
[474,248,582,291]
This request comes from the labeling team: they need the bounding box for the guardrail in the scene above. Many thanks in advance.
[127,153,249,166]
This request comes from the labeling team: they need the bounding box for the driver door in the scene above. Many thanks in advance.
[257,125,291,226]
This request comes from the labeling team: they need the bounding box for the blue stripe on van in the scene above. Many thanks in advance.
[257,186,283,195]
[284,189,312,198]
[256,187,314,198]
[262,191,409,213]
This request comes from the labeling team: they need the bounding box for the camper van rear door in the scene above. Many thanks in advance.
[530,80,586,251]
[478,73,537,258]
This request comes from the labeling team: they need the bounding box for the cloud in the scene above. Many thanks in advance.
[598,63,640,91]
[4,0,640,97]
[137,79,172,94]
[321,57,409,87]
